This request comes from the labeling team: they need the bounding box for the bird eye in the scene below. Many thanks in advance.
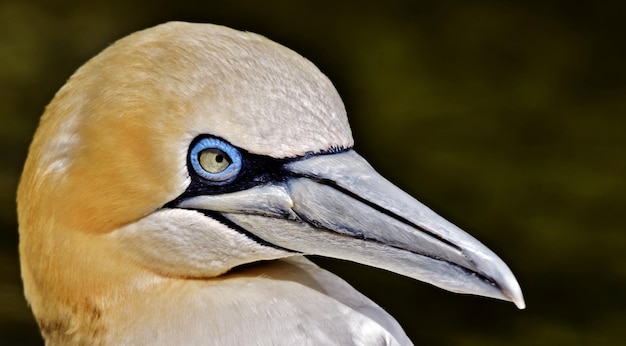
[199,148,231,173]
[189,137,242,183]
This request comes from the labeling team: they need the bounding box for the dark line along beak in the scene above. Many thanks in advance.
[177,150,525,309]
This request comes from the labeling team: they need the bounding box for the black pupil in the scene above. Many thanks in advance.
[215,154,224,163]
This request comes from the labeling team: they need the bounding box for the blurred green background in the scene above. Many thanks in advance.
[1,0,625,344]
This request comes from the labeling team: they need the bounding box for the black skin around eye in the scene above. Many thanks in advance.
[162,134,351,207]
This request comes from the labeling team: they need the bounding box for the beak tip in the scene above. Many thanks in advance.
[511,291,526,310]
[507,287,526,309]
[501,273,525,309]
[482,253,525,309]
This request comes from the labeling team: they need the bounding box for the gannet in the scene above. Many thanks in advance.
[17,22,524,345]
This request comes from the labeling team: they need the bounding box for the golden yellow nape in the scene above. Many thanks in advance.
[18,22,524,345]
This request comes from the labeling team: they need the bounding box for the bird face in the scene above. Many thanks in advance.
[18,22,524,325]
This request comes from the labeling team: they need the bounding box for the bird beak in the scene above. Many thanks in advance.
[176,150,525,309]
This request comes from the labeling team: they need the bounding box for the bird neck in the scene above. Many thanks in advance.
[20,221,167,343]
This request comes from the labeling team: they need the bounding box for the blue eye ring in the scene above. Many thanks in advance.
[189,137,242,184]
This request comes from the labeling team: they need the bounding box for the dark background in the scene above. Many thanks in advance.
[1,0,625,344]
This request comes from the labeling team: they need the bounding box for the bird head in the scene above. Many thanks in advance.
[18,22,524,328]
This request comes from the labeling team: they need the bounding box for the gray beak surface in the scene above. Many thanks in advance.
[178,150,525,309]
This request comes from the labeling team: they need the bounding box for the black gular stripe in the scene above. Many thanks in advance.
[197,210,299,253]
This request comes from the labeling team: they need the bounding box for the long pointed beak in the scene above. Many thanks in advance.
[178,150,525,309]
